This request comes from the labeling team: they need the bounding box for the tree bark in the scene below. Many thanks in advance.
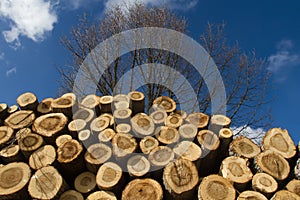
[4,110,35,130]
[80,94,100,116]
[18,132,44,159]
[295,158,300,180]
[0,162,31,200]
[86,191,117,200]
[127,155,151,178]
[152,96,176,113]
[237,191,268,200]
[59,190,84,200]
[163,158,199,200]
[198,174,236,200]
[28,145,56,170]
[0,103,8,120]
[128,91,145,115]
[218,128,233,162]
[16,92,38,111]
[186,112,210,130]
[165,113,183,129]
[139,136,159,154]
[252,172,278,199]
[28,166,69,199]
[99,95,113,113]
[74,171,96,196]
[37,97,53,115]
[122,178,163,200]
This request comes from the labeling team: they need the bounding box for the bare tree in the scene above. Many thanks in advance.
[59,2,271,131]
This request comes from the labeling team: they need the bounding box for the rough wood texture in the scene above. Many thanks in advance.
[122,178,163,200]
[237,191,268,200]
[78,129,93,148]
[4,110,35,130]
[165,113,183,129]
[90,116,110,133]
[155,126,179,145]
[150,110,167,126]
[178,123,198,140]
[173,110,187,120]
[73,108,95,123]
[18,132,44,159]
[173,141,202,168]
[295,158,300,180]
[152,96,176,113]
[112,133,137,159]
[148,146,174,175]
[127,155,150,178]
[218,128,233,161]
[262,127,297,159]
[80,94,100,115]
[271,190,300,199]
[28,166,69,199]
[29,145,56,170]
[0,126,14,148]
[16,92,38,111]
[254,150,290,181]
[52,94,76,118]
[99,95,113,113]
[98,128,115,143]
[186,112,210,129]
[32,113,68,145]
[252,172,278,198]
[68,119,86,138]
[37,97,53,115]
[131,113,155,137]
[113,108,132,125]
[220,156,253,191]
[59,190,84,200]
[7,105,19,115]
[0,162,31,200]
[229,136,261,159]
[113,94,130,110]
[0,144,24,164]
[163,158,199,200]
[210,114,231,134]
[100,113,115,127]
[74,171,96,195]
[56,134,72,147]
[198,174,236,200]
[286,179,300,197]
[139,136,159,154]
[87,191,117,200]
[0,103,8,120]
[116,123,131,134]
[128,91,145,115]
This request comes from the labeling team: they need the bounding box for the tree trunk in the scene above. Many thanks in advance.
[209,114,231,134]
[87,191,117,200]
[218,128,233,162]
[0,126,14,149]
[0,144,25,164]
[0,162,31,200]
[237,191,268,200]
[99,95,113,113]
[52,94,76,119]
[128,91,145,115]
[56,134,72,147]
[286,179,300,196]
[150,110,167,127]
[186,112,210,130]
[127,155,151,178]
[32,113,68,145]
[100,113,115,128]
[98,128,115,143]
[271,190,300,199]
[113,94,130,110]
[59,190,84,200]
[113,108,132,125]
[7,105,19,115]
[4,110,35,130]
[28,145,56,170]
[173,141,202,169]
[163,158,199,200]
[16,92,38,111]
[122,178,163,200]
[74,171,96,197]
[155,126,179,145]
[18,132,44,159]
[152,96,176,113]
[37,98,53,115]
[165,113,183,129]
[80,94,100,116]
[78,129,94,148]
[252,172,278,198]
[84,143,112,174]
[229,136,261,160]
[131,113,155,138]
[172,110,187,120]
[28,166,69,199]
[178,123,198,140]
[220,156,253,191]
[198,174,236,200]
[68,119,86,138]
[73,108,95,124]
[139,136,159,154]
[0,103,8,120]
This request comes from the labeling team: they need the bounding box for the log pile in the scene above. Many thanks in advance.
[0,91,299,200]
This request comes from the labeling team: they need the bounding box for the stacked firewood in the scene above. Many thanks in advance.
[0,91,299,200]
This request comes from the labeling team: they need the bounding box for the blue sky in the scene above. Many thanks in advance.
[0,0,299,142]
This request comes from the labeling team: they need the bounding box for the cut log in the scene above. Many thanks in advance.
[131,113,155,137]
[16,92,38,111]
[139,136,159,154]
[295,158,300,180]
[4,110,35,130]
[113,108,132,125]
[68,119,86,138]
[32,113,68,145]
[98,128,116,143]
[271,190,300,199]
[90,115,110,133]
[59,190,84,200]
[262,128,296,159]
[148,146,174,177]
[173,141,202,168]
[78,129,94,148]
[112,133,137,160]
[116,123,131,134]
[152,96,176,113]
[57,139,86,182]
[122,178,163,200]
[99,95,113,113]
[155,126,179,145]
[74,171,96,195]
[150,110,168,126]
[84,143,112,174]
[87,191,117,200]
[165,113,183,129]
[18,132,44,158]
[100,113,115,127]
[113,94,130,110]
[0,144,24,164]
[73,108,95,123]
[80,94,100,116]
[29,145,56,170]
[37,97,53,115]
[127,155,151,178]
[128,91,145,115]
[286,179,300,197]
[0,126,14,148]
[209,114,231,134]
[238,191,268,200]
[15,127,31,140]
[0,162,31,199]
[178,123,198,140]
[218,128,233,161]
[96,162,124,196]
[229,136,261,159]
[254,150,290,181]
[52,94,76,118]
[163,158,199,200]
[252,172,278,198]
[28,166,69,199]
[7,105,19,115]
[198,174,236,200]
[173,110,187,120]
[56,134,72,147]
[220,156,253,191]
[186,112,210,129]
[0,103,8,120]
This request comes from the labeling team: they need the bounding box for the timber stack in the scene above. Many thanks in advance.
[0,91,299,200]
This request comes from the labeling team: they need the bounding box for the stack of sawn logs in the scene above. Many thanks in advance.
[0,91,299,200]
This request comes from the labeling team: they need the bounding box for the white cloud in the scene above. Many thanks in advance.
[267,39,300,73]
[6,67,16,76]
[232,125,265,145]
[0,0,58,47]
[0,52,4,60]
